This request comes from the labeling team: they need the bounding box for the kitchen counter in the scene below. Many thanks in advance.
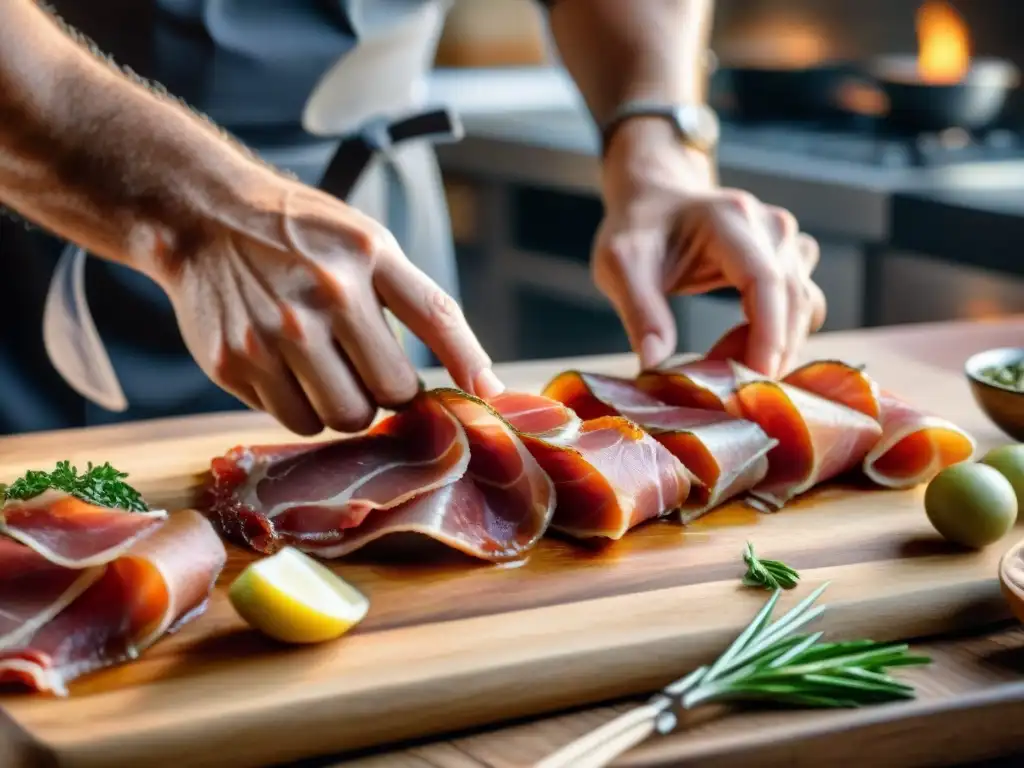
[437,107,1024,245]
[893,187,1024,274]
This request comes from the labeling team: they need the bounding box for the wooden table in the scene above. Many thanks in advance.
[323,318,1024,768]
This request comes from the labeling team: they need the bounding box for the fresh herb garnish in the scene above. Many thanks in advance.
[539,585,933,765]
[742,540,800,590]
[980,360,1024,390]
[2,460,148,512]
[657,584,930,719]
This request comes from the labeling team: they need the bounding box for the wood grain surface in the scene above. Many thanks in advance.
[3,318,1024,768]
[335,624,1024,768]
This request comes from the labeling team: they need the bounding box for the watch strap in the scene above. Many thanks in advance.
[599,101,719,158]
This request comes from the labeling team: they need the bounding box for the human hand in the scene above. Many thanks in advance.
[135,171,503,435]
[592,119,826,378]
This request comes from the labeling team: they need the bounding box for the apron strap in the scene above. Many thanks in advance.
[317,107,463,200]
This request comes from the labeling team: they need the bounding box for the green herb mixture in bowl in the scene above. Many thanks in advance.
[965,347,1024,442]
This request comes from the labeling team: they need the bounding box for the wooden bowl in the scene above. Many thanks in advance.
[965,347,1024,442]
[999,536,1024,625]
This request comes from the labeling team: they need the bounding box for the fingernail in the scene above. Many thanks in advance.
[474,368,505,399]
[640,334,669,369]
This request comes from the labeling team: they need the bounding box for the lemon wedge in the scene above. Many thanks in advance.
[228,547,369,644]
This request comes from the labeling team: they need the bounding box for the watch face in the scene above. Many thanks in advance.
[675,106,720,148]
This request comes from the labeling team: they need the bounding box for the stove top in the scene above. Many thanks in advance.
[719,119,1024,168]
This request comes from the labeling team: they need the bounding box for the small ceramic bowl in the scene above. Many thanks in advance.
[965,347,1024,442]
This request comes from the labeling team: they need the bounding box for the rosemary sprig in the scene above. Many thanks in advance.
[742,540,800,590]
[654,584,930,720]
[2,460,149,512]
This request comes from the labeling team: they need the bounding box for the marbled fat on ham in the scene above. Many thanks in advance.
[542,371,776,520]
[487,391,582,443]
[0,499,226,696]
[202,390,556,562]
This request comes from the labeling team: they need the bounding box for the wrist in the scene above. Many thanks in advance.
[600,117,716,208]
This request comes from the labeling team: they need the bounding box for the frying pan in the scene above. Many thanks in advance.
[864,55,1020,134]
[715,62,859,122]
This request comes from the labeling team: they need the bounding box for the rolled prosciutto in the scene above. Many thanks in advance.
[541,371,776,521]
[490,392,693,539]
[783,360,976,488]
[1,498,225,696]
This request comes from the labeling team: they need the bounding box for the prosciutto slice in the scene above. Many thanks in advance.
[1,490,168,567]
[490,391,692,539]
[201,392,471,553]
[633,323,753,414]
[488,391,582,442]
[300,390,556,562]
[731,363,883,509]
[542,371,776,520]
[202,390,556,562]
[783,360,976,488]
[1,503,226,696]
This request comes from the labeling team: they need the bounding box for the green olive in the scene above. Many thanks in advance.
[980,445,1024,510]
[924,462,1018,548]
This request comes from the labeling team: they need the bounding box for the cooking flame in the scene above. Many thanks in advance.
[916,1,970,84]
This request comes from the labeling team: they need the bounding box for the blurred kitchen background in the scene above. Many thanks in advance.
[428,0,1024,363]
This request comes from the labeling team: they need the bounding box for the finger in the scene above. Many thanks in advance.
[323,276,420,409]
[374,246,503,398]
[251,369,324,436]
[277,315,378,434]
[713,203,787,376]
[807,279,827,333]
[795,232,820,276]
[223,381,263,413]
[781,273,811,376]
[794,233,827,333]
[593,228,678,370]
[240,334,324,436]
[762,207,806,375]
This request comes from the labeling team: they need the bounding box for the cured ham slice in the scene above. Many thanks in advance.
[783,361,976,488]
[731,363,884,509]
[201,392,471,553]
[634,358,741,414]
[301,390,556,562]
[488,391,582,442]
[0,537,103,659]
[202,390,556,562]
[491,391,692,539]
[1,490,168,568]
[542,371,776,520]
[1,504,226,696]
[633,323,754,414]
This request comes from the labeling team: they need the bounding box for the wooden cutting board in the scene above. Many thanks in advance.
[2,319,1023,768]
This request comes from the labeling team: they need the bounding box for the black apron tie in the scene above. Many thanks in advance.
[317,107,463,200]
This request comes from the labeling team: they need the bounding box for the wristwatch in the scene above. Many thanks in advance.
[599,101,721,158]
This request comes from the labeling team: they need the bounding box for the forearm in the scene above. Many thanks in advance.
[547,0,713,127]
[0,0,266,273]
[547,0,716,200]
